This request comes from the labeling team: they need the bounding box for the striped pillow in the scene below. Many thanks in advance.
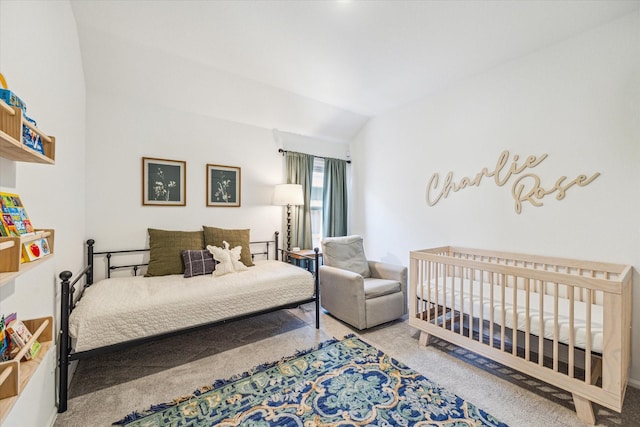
[181,249,216,278]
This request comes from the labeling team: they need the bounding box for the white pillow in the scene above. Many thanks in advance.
[321,235,370,278]
[207,241,248,276]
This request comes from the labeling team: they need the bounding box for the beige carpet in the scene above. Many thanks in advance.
[54,304,639,427]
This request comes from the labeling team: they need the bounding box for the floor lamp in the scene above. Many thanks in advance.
[273,184,304,253]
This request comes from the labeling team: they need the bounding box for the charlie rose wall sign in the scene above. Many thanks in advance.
[426,150,600,214]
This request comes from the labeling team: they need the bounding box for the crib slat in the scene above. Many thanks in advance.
[435,263,440,327]
[479,266,485,344]
[585,290,592,384]
[417,260,423,321]
[431,262,435,323]
[443,262,448,330]
[427,261,431,320]
[538,280,544,367]
[443,263,447,314]
[416,261,420,320]
[415,260,429,320]
[459,267,464,336]
[500,274,506,352]
[590,270,596,322]
[442,262,447,327]
[569,285,575,378]
[469,268,474,340]
[450,266,456,333]
[525,278,531,361]
[553,283,559,372]
[512,275,518,356]
[490,272,495,349]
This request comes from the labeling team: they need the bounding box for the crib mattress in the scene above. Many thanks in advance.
[69,260,314,352]
[418,276,603,353]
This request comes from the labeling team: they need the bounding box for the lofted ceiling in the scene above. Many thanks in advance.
[70,0,640,142]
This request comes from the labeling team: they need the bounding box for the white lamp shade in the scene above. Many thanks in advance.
[273,184,304,206]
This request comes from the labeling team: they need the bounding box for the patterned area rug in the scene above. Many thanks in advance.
[114,335,507,426]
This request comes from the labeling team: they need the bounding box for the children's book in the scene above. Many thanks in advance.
[0,192,34,237]
[22,238,50,261]
[0,316,9,361]
[0,219,7,237]
[0,313,16,361]
[6,319,40,360]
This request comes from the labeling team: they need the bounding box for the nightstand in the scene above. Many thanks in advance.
[286,249,322,273]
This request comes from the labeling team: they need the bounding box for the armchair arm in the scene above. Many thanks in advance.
[319,265,367,329]
[368,261,407,285]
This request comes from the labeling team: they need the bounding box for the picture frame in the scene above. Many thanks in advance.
[142,157,186,206]
[207,164,241,207]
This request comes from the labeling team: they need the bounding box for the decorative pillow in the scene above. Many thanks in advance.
[145,229,204,277]
[182,249,216,278]
[207,241,248,276]
[203,226,254,267]
[321,235,371,278]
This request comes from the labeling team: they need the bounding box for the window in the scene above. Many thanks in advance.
[310,157,324,249]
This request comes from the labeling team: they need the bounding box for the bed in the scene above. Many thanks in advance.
[408,246,632,425]
[57,230,320,413]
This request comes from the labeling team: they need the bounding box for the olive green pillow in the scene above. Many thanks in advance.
[145,229,204,277]
[203,226,254,267]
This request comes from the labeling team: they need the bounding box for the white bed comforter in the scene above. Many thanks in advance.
[69,260,314,352]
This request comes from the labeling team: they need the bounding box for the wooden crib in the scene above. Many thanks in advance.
[408,246,633,424]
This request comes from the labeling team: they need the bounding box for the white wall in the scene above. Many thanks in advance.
[78,20,354,255]
[76,11,355,251]
[84,89,288,254]
[351,11,640,384]
[73,19,367,144]
[0,0,86,425]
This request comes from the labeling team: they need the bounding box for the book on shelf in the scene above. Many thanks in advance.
[0,313,17,362]
[1,192,34,238]
[21,237,50,262]
[0,213,16,237]
[6,319,41,361]
[0,315,10,362]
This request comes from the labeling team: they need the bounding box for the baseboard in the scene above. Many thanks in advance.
[46,408,58,427]
[628,377,640,390]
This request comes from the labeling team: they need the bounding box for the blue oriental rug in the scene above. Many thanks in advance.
[114,335,507,426]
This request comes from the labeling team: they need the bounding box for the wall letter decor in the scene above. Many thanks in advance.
[426,150,600,214]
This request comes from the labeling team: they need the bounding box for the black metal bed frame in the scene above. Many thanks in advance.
[57,231,320,413]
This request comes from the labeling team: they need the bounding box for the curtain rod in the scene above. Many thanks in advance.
[278,148,352,164]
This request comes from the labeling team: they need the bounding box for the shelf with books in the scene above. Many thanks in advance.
[0,229,55,288]
[0,316,53,423]
[0,100,55,164]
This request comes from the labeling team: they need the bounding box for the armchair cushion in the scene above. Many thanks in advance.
[321,235,371,278]
[363,278,401,299]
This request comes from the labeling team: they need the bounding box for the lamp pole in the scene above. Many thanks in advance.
[273,183,304,258]
[286,203,293,253]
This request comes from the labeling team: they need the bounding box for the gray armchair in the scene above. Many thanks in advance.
[319,235,407,330]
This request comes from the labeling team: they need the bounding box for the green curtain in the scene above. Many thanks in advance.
[285,151,314,249]
[323,158,348,237]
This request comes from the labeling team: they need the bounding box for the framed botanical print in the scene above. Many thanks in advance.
[142,157,186,206]
[207,164,241,207]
